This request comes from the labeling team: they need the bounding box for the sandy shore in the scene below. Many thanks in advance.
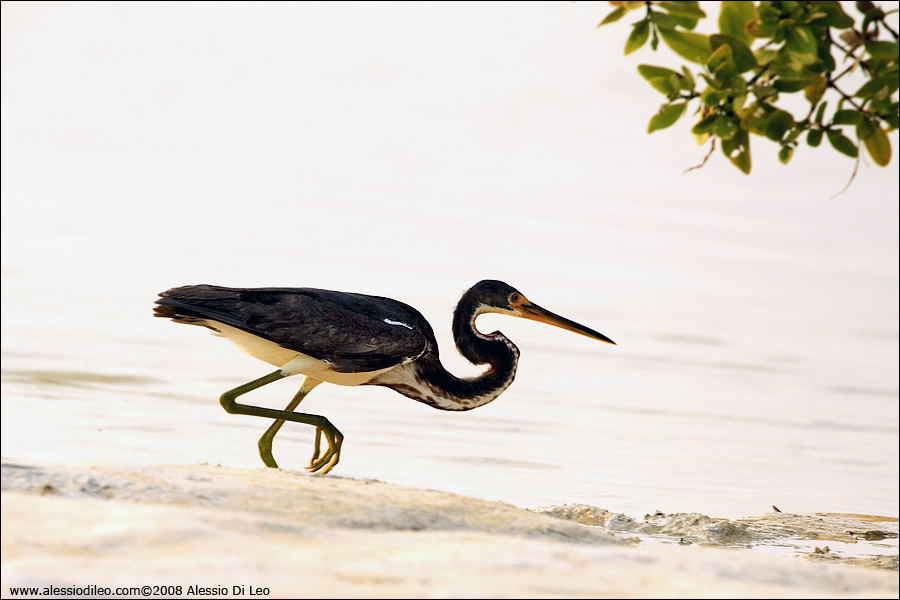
[2,459,897,599]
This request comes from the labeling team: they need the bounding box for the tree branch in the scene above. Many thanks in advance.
[827,79,867,113]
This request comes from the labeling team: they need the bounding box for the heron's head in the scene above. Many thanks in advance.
[468,280,616,345]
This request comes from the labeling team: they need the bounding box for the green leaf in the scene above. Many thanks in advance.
[826,129,858,157]
[691,113,718,135]
[804,74,827,105]
[731,81,748,112]
[637,65,682,95]
[648,11,678,29]
[650,9,698,31]
[625,20,651,55]
[710,34,757,73]
[782,26,819,65]
[656,1,705,28]
[739,101,770,135]
[772,37,819,77]
[865,41,900,60]
[856,118,876,140]
[637,64,681,81]
[598,6,627,27]
[778,145,794,164]
[863,126,892,166]
[832,109,862,125]
[754,48,778,66]
[718,1,756,45]
[814,101,828,124]
[713,115,739,139]
[658,28,711,64]
[784,125,804,144]
[680,65,695,91]
[773,76,818,93]
[731,148,752,173]
[700,85,723,106]
[810,1,854,29]
[648,77,677,95]
[656,1,706,19]
[722,130,752,174]
[752,82,778,98]
[817,40,836,72]
[855,75,900,101]
[807,128,823,147]
[765,110,795,141]
[648,102,687,133]
[753,4,781,38]
[707,43,736,79]
[783,25,817,55]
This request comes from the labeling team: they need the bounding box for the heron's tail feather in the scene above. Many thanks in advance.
[153,285,241,327]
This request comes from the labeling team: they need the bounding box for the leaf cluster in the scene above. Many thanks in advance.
[599,1,899,173]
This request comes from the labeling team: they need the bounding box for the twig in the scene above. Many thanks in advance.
[827,80,868,113]
[879,19,898,40]
[684,139,716,174]
[747,60,773,86]
[830,63,857,85]
[830,149,862,199]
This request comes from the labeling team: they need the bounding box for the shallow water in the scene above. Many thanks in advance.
[536,503,898,567]
[2,2,898,522]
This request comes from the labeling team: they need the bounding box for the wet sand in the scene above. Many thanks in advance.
[1,459,897,599]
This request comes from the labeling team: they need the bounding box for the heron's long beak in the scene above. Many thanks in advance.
[517,302,616,345]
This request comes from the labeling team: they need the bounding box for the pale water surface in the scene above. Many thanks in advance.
[2,2,898,521]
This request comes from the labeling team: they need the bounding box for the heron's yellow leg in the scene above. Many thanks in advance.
[257,376,321,468]
[219,371,341,473]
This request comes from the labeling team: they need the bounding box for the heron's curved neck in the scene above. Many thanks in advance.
[378,296,520,412]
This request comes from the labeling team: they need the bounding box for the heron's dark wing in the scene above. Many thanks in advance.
[154,285,432,373]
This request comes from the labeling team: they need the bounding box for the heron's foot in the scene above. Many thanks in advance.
[306,424,343,475]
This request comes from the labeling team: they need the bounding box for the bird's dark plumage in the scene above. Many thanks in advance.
[155,285,431,373]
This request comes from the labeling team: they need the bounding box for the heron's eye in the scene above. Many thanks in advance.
[508,293,521,305]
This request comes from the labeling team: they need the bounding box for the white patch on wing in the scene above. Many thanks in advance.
[383,318,413,330]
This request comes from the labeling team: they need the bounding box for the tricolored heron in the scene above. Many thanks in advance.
[153,280,615,474]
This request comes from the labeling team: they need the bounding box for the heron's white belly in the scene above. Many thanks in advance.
[205,321,392,386]
[278,353,395,386]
